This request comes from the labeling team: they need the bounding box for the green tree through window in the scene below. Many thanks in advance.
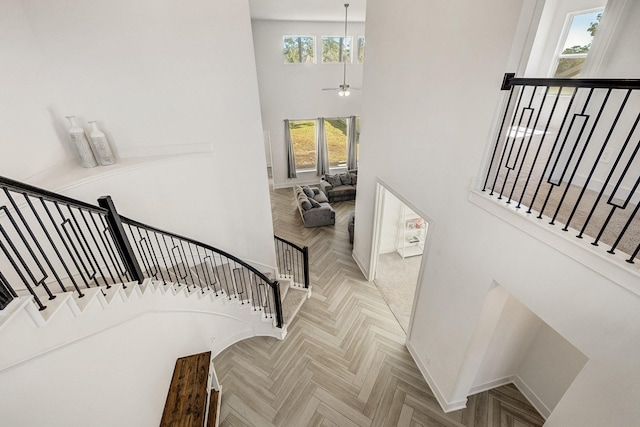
[322,37,351,63]
[283,36,315,63]
[553,10,602,78]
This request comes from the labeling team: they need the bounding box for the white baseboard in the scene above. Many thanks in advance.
[352,251,370,280]
[512,374,551,419]
[406,341,468,413]
[468,376,513,395]
[470,374,551,420]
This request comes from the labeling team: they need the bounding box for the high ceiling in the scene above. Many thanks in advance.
[248,0,366,22]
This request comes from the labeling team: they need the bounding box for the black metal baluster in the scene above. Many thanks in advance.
[549,88,602,226]
[82,210,117,287]
[68,207,107,286]
[39,199,85,297]
[483,77,517,192]
[4,189,63,293]
[492,86,526,197]
[578,114,640,238]
[529,86,577,218]
[0,206,53,299]
[0,237,46,310]
[564,90,631,231]
[99,215,130,282]
[59,203,97,285]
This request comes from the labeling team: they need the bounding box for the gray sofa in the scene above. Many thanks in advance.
[294,185,335,227]
[319,170,358,203]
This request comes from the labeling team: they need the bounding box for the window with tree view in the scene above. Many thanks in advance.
[552,9,603,78]
[322,37,352,63]
[283,36,315,63]
[326,119,348,168]
[357,37,365,63]
[289,120,316,171]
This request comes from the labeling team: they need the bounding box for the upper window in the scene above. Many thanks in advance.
[322,37,352,63]
[551,9,603,78]
[289,120,317,171]
[283,36,315,64]
[357,37,365,63]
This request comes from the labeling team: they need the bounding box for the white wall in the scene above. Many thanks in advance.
[0,311,259,426]
[251,20,364,188]
[471,294,542,390]
[379,190,402,254]
[0,0,276,267]
[0,0,70,180]
[355,0,640,424]
[518,322,588,414]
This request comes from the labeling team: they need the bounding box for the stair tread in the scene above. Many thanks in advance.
[282,288,308,326]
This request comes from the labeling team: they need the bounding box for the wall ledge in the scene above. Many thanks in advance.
[24,152,214,194]
[468,189,640,298]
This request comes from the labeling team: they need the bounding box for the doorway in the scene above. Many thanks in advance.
[371,184,428,333]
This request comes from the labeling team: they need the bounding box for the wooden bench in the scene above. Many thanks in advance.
[160,351,220,427]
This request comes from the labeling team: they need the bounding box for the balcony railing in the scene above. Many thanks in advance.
[0,176,284,327]
[483,74,640,263]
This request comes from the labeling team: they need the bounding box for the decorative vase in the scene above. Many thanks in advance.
[66,116,97,168]
[88,121,115,166]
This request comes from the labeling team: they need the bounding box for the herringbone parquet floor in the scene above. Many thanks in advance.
[213,181,545,427]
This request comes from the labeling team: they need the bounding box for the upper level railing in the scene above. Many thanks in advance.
[0,176,284,327]
[483,74,640,263]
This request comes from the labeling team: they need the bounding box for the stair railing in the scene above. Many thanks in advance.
[274,235,309,289]
[0,176,131,310]
[119,211,283,327]
[483,74,640,263]
[0,176,284,328]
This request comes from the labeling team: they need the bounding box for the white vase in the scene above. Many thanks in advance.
[66,116,97,168]
[88,121,115,166]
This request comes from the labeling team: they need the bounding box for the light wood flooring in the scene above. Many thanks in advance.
[213,182,545,426]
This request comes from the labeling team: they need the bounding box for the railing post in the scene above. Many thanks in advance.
[302,246,310,289]
[97,196,144,283]
[273,280,283,329]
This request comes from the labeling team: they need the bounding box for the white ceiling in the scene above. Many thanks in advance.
[248,0,366,22]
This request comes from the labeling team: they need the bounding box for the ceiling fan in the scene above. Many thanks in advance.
[323,3,360,96]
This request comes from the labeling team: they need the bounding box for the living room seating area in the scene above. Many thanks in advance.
[294,185,335,227]
[319,170,358,203]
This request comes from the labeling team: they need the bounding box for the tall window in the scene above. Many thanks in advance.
[283,36,315,63]
[551,9,603,78]
[354,116,361,164]
[357,37,365,63]
[289,120,317,170]
[325,118,348,168]
[322,37,352,63]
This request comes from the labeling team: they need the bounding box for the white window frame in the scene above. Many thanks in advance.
[283,35,316,64]
[548,7,604,78]
[357,36,365,63]
[321,36,353,63]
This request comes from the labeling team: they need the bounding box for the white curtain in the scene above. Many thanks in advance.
[316,118,329,176]
[284,119,297,179]
[347,116,358,170]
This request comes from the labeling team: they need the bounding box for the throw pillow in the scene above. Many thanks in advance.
[339,173,351,185]
[325,174,342,187]
[350,173,357,185]
[300,198,312,210]
[309,197,321,208]
[314,192,329,203]
[302,186,314,198]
